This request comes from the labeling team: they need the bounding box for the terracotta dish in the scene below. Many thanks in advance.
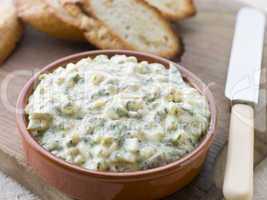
[16,50,217,200]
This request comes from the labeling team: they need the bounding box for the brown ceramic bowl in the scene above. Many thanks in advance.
[16,50,216,200]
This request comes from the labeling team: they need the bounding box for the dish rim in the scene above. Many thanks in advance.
[16,50,217,180]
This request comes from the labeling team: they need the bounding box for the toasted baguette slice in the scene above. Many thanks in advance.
[16,0,85,41]
[0,0,23,64]
[144,0,196,20]
[84,0,180,57]
[43,0,128,49]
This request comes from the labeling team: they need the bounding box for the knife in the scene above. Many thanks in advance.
[223,7,265,200]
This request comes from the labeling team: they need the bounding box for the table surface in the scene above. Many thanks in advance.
[1,0,267,200]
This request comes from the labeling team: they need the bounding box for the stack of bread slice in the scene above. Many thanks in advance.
[16,0,196,58]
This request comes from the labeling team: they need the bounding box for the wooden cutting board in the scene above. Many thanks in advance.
[1,0,267,199]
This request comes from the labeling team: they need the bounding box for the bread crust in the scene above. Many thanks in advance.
[83,0,181,58]
[16,0,85,41]
[0,0,23,65]
[144,0,196,21]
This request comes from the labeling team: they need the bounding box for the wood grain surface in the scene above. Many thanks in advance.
[0,0,267,199]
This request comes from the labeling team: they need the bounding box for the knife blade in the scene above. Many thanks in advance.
[223,7,265,200]
[225,8,265,103]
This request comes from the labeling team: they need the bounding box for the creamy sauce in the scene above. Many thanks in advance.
[25,55,210,172]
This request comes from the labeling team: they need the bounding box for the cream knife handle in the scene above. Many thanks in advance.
[223,104,254,200]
